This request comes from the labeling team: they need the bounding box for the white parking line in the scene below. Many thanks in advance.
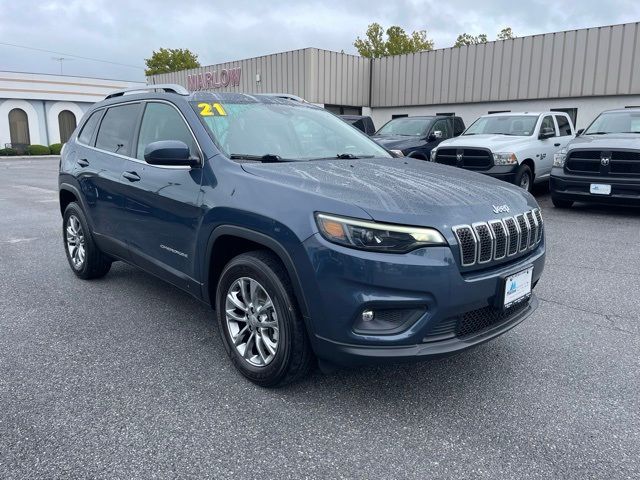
[4,238,39,244]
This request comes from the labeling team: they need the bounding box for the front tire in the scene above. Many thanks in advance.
[63,202,111,279]
[514,164,533,192]
[216,251,314,387]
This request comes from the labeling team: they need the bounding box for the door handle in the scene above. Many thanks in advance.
[122,171,141,182]
[77,158,89,167]
[554,143,561,147]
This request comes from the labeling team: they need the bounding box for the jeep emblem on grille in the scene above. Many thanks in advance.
[601,156,610,166]
[492,204,510,214]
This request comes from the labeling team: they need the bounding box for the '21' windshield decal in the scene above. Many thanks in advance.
[198,103,227,116]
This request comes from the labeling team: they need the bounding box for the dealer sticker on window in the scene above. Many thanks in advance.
[503,267,533,308]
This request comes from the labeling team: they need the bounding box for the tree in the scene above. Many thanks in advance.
[354,23,434,58]
[497,27,515,40]
[453,33,488,47]
[453,28,516,47]
[144,48,201,76]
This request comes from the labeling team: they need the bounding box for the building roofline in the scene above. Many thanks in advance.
[0,69,145,83]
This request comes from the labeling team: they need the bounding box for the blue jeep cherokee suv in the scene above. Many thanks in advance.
[59,85,546,386]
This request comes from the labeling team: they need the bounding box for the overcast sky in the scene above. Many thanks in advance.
[1,0,639,81]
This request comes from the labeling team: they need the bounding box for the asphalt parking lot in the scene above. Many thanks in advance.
[1,157,638,479]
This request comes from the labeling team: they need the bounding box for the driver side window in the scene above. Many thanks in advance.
[431,119,451,138]
[137,102,198,160]
[540,116,557,137]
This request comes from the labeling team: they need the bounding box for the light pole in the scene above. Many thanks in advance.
[51,57,72,75]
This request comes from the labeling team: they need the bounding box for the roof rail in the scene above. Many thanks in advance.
[259,93,308,103]
[104,84,189,100]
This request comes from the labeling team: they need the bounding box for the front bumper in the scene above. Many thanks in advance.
[300,233,545,366]
[551,168,640,206]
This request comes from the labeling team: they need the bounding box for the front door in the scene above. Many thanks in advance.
[119,101,203,293]
[537,114,559,176]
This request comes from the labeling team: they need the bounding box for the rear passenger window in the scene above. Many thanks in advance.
[454,117,465,136]
[136,103,198,160]
[77,110,102,145]
[555,115,572,136]
[95,103,141,155]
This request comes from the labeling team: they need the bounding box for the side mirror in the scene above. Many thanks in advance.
[428,130,443,141]
[576,128,584,136]
[144,140,199,167]
[538,127,555,139]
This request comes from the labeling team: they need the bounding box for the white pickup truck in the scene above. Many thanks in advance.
[430,112,575,191]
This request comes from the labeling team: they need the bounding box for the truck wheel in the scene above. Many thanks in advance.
[63,202,111,279]
[216,251,314,387]
[514,164,533,192]
[552,196,574,209]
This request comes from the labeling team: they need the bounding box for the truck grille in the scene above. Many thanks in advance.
[566,149,640,177]
[435,148,493,170]
[452,209,543,268]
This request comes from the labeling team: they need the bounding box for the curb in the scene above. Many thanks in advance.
[0,155,60,160]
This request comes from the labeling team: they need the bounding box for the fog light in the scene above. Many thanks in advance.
[353,307,427,335]
[361,310,375,322]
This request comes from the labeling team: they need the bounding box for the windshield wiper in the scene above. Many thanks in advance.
[229,153,287,163]
[335,153,375,159]
[585,132,608,135]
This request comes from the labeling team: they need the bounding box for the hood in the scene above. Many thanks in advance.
[566,134,640,151]
[439,134,532,150]
[241,157,536,230]
[371,135,422,150]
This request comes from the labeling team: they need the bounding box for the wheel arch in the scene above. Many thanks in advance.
[203,225,310,319]
[521,158,536,176]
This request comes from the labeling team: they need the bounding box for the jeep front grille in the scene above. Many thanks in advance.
[452,209,543,268]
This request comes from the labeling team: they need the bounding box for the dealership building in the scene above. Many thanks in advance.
[0,71,144,148]
[151,21,640,131]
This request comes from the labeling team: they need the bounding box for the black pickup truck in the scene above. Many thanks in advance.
[371,115,465,159]
[551,108,640,208]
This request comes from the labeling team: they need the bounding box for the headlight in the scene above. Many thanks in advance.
[493,152,518,165]
[315,213,446,253]
[430,149,437,161]
[553,148,567,167]
[390,149,404,157]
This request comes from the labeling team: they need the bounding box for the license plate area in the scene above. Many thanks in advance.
[503,267,533,309]
[590,183,611,195]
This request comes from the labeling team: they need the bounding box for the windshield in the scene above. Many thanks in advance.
[584,111,640,135]
[376,117,430,136]
[464,115,538,136]
[192,100,390,161]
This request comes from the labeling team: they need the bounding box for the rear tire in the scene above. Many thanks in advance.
[514,164,533,192]
[552,196,574,209]
[63,202,111,279]
[216,251,314,387]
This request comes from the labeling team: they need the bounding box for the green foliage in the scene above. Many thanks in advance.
[0,147,17,156]
[354,23,434,58]
[454,33,488,47]
[454,28,516,47]
[144,48,201,76]
[26,144,51,156]
[49,143,63,155]
[497,27,515,40]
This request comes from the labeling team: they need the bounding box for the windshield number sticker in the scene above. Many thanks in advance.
[198,102,226,117]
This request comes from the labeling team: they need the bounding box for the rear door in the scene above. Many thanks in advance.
[119,101,203,292]
[75,103,141,257]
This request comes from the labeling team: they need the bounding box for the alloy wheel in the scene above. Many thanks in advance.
[225,277,279,367]
[66,215,86,269]
[520,173,530,191]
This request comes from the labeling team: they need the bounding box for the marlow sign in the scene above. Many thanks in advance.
[187,67,242,91]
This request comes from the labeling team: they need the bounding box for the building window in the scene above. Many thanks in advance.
[391,114,408,119]
[324,104,362,116]
[488,110,511,114]
[436,112,455,116]
[58,110,77,143]
[8,108,30,146]
[551,108,578,129]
